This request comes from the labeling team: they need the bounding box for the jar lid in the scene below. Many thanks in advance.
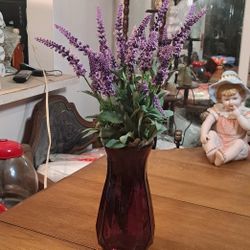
[0,139,23,159]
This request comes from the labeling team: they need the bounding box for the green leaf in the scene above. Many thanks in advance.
[137,111,144,136]
[98,111,123,124]
[82,90,100,101]
[80,128,99,139]
[119,131,133,145]
[105,139,125,148]
[163,110,174,118]
[85,114,98,119]
[100,127,116,139]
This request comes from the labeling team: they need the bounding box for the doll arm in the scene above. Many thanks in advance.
[232,106,250,131]
[200,113,216,144]
[236,114,250,131]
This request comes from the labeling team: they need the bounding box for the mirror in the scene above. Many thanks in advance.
[196,0,245,66]
[125,0,246,84]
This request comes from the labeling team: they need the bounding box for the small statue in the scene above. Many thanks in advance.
[154,0,162,9]
[200,70,250,166]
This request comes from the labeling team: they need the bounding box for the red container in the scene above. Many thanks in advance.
[0,139,38,208]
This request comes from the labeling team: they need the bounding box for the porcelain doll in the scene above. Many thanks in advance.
[200,70,250,166]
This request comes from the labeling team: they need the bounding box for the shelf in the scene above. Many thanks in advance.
[0,74,79,106]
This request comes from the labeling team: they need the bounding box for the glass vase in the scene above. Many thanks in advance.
[96,145,154,250]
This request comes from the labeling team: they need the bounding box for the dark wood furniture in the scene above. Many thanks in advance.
[123,0,130,39]
[22,94,100,169]
[163,94,182,134]
[1,147,250,249]
[176,84,199,106]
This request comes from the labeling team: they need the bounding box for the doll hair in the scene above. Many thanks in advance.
[216,83,246,101]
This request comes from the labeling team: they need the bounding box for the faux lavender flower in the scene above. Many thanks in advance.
[35,37,86,77]
[54,24,90,55]
[96,7,117,70]
[172,5,207,57]
[153,0,169,32]
[139,30,158,72]
[115,3,126,64]
[36,1,206,149]
[96,7,108,52]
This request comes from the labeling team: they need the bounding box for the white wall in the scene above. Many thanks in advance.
[128,0,151,36]
[53,0,114,118]
[27,0,54,69]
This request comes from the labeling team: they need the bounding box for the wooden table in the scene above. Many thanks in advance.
[1,147,250,249]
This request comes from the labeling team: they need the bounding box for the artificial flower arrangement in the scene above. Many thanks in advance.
[36,0,206,149]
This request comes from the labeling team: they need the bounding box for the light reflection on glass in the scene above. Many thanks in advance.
[10,167,15,177]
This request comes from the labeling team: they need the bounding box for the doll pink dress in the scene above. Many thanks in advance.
[207,103,250,160]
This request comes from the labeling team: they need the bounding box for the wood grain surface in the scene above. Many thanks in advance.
[0,147,250,249]
[0,222,91,249]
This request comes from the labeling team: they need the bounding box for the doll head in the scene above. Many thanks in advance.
[209,70,250,103]
[216,83,246,102]
[216,83,245,109]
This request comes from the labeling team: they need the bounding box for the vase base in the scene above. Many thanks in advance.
[99,234,153,250]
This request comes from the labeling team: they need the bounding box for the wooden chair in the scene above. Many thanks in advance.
[22,94,100,170]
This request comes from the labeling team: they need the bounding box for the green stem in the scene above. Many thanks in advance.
[83,75,92,90]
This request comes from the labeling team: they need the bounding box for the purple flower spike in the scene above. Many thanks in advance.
[96,7,108,52]
[153,95,164,115]
[135,15,152,39]
[96,7,117,70]
[125,15,152,71]
[153,0,169,32]
[139,31,158,72]
[35,37,86,77]
[54,24,90,55]
[115,3,126,63]
[172,6,206,57]
[87,50,116,97]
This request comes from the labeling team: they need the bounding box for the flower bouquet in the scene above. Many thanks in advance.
[36,0,206,149]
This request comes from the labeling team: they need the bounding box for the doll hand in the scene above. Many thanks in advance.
[200,134,208,144]
[230,105,241,117]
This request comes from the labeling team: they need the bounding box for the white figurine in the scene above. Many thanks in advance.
[200,70,250,166]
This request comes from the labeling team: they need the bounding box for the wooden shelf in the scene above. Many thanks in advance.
[0,74,79,106]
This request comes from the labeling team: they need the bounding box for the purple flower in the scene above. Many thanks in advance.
[124,15,152,73]
[153,95,164,115]
[96,7,117,70]
[96,7,109,52]
[138,82,149,95]
[88,50,116,97]
[139,31,158,72]
[115,3,126,64]
[135,15,152,39]
[125,28,138,73]
[154,44,174,84]
[172,6,206,57]
[54,24,90,55]
[154,67,169,85]
[35,37,86,77]
[153,0,169,32]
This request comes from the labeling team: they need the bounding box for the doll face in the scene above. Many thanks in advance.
[221,92,242,110]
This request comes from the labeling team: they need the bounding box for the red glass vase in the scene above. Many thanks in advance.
[96,145,154,250]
